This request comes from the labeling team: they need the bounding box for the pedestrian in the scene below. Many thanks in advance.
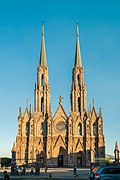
[73,164,77,177]
[45,166,48,173]
[3,171,10,180]
[23,167,26,176]
[30,166,34,176]
[49,173,52,178]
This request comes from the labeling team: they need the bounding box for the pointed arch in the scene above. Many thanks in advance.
[77,74,80,86]
[41,74,44,86]
[41,97,44,112]
[93,122,97,136]
[70,123,72,135]
[78,97,80,112]
[78,122,82,135]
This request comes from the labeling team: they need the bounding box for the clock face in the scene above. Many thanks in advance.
[56,121,65,132]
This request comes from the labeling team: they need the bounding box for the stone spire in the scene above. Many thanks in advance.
[19,106,22,117]
[74,23,82,67]
[25,98,28,112]
[99,107,102,117]
[114,141,119,162]
[92,98,94,108]
[39,23,47,67]
[11,142,16,152]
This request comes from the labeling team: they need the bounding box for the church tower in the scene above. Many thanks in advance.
[12,24,52,166]
[34,24,51,116]
[70,24,86,117]
[68,23,105,166]
[68,24,86,166]
[114,141,119,162]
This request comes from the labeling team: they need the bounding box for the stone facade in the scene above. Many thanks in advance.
[12,24,105,167]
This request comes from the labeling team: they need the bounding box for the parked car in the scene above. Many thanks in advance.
[94,165,120,180]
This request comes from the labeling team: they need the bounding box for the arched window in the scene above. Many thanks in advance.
[41,97,44,112]
[25,149,28,160]
[18,151,20,159]
[49,124,51,135]
[18,124,21,135]
[70,124,72,134]
[78,123,82,135]
[77,74,80,86]
[78,97,80,112]
[93,122,97,136]
[41,122,44,134]
[31,124,33,135]
[30,150,33,160]
[26,123,29,136]
[41,74,44,86]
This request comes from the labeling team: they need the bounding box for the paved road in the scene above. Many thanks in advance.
[0,168,90,180]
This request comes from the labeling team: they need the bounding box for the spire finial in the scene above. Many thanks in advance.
[99,106,102,116]
[29,104,31,114]
[92,98,94,108]
[74,22,82,67]
[26,98,28,111]
[76,21,79,38]
[42,21,44,36]
[39,22,47,66]
[89,104,91,112]
[19,106,22,116]
[115,141,119,150]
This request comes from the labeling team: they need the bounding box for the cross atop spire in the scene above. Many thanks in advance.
[39,23,47,67]
[74,23,82,67]
[59,95,63,105]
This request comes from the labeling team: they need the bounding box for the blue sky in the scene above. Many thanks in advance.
[0,0,120,157]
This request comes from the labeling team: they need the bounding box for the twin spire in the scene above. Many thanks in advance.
[39,23,47,67]
[74,23,82,67]
[39,23,82,68]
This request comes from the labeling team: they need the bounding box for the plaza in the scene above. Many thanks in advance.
[0,167,89,180]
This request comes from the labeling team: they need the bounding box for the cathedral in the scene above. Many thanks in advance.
[12,24,105,167]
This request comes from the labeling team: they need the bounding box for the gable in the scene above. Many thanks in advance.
[53,135,67,150]
[74,139,84,153]
[91,107,97,122]
[53,104,68,121]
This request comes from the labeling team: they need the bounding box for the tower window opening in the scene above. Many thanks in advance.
[41,74,44,86]
[78,122,82,135]
[70,124,72,134]
[26,123,29,136]
[93,122,97,136]
[77,74,80,86]
[78,97,80,112]
[41,122,44,134]
[31,124,33,135]
[49,124,51,134]
[41,97,44,112]
[18,124,21,135]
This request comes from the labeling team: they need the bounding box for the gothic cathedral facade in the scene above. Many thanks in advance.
[12,24,105,167]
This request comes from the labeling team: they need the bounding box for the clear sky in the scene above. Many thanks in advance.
[0,0,120,158]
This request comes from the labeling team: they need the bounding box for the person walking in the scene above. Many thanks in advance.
[73,164,77,177]
[30,166,34,176]
[3,171,10,180]
[45,166,48,173]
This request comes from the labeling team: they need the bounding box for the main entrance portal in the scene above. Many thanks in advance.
[77,157,82,167]
[58,155,63,167]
